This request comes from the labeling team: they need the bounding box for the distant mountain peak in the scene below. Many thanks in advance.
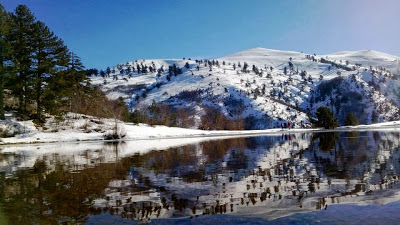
[327,49,399,60]
[223,47,302,59]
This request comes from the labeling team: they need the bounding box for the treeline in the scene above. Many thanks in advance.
[130,100,195,128]
[129,101,247,130]
[199,107,246,130]
[0,4,127,123]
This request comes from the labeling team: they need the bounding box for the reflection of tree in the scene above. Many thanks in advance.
[324,162,348,179]
[344,131,360,139]
[226,150,248,171]
[132,144,198,175]
[345,131,360,145]
[313,132,339,151]
[131,138,248,177]
[0,155,132,225]
[182,171,206,183]
[0,206,7,225]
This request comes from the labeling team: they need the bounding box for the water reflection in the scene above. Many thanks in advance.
[1,131,400,224]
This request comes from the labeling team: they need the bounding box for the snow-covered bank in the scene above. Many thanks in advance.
[341,120,400,129]
[0,121,315,145]
[1,112,400,145]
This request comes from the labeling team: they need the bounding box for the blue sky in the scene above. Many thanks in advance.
[1,0,399,69]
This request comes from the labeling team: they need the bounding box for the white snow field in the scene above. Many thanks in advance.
[0,112,316,145]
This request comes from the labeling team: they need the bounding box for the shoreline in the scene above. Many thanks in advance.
[2,123,400,146]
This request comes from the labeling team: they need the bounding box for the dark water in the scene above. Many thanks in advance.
[1,131,400,224]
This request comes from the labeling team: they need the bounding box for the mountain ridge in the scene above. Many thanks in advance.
[90,48,400,129]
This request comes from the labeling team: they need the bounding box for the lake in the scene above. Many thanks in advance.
[1,131,400,224]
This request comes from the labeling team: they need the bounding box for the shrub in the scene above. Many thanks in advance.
[103,122,127,140]
[0,125,16,138]
[344,113,359,126]
[175,89,203,102]
[80,121,91,133]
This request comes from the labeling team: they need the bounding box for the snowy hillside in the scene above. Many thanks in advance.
[90,48,400,129]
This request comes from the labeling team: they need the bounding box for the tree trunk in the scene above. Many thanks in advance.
[36,51,42,123]
[23,68,28,119]
[36,72,41,122]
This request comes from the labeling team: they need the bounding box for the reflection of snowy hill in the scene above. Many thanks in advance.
[92,132,400,221]
[1,131,400,222]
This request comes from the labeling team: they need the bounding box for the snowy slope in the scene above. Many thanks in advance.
[90,48,400,129]
[324,50,400,74]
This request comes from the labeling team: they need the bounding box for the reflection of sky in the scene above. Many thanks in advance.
[86,201,400,225]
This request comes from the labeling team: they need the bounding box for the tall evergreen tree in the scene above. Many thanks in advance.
[43,51,85,116]
[68,51,86,91]
[67,52,86,112]
[106,66,111,77]
[9,5,36,118]
[0,4,12,119]
[100,70,105,78]
[315,106,338,129]
[32,21,68,122]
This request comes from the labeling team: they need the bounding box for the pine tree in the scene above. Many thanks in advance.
[344,113,359,126]
[100,70,105,78]
[136,64,141,74]
[86,68,98,77]
[44,51,86,115]
[69,52,86,87]
[9,5,36,118]
[32,21,68,122]
[316,106,338,129]
[0,4,12,119]
[106,66,111,77]
[288,61,294,70]
[142,65,148,74]
[242,62,248,72]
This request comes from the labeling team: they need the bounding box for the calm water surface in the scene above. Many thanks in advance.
[1,131,400,224]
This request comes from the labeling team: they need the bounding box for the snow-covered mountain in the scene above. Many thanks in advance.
[90,48,400,129]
